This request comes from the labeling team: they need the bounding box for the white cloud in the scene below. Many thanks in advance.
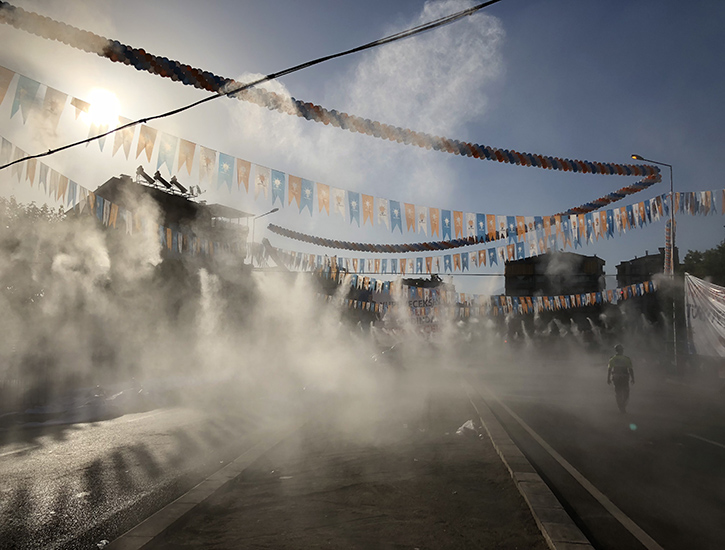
[224,0,504,209]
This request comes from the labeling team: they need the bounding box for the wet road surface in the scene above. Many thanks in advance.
[0,403,274,550]
[466,357,725,550]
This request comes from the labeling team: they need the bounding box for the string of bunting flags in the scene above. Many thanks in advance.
[3,131,723,274]
[265,185,723,272]
[0,64,660,244]
[0,134,242,258]
[0,2,661,181]
[313,271,658,319]
[267,187,677,257]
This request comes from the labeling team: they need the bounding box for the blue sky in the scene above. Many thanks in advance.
[1,0,723,294]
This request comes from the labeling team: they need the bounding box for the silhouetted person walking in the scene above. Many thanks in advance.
[607,344,635,413]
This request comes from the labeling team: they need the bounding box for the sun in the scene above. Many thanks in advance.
[86,88,121,127]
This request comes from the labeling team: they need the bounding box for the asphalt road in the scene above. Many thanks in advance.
[0,396,282,550]
[466,353,725,550]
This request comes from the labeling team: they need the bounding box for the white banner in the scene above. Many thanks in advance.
[685,273,725,357]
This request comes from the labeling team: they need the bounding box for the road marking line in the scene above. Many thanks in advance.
[687,433,725,450]
[0,445,39,458]
[120,409,170,424]
[470,381,664,550]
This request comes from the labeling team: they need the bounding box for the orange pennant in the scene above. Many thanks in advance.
[0,66,13,105]
[453,211,463,238]
[317,183,330,214]
[429,208,440,237]
[177,139,196,175]
[405,204,416,232]
[236,158,251,191]
[136,125,157,162]
[487,214,496,240]
[363,195,374,226]
[288,175,302,207]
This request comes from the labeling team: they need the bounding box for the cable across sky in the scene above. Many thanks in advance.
[0,0,506,171]
[0,0,658,182]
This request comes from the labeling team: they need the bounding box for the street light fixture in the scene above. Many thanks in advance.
[632,154,677,372]
[250,207,279,266]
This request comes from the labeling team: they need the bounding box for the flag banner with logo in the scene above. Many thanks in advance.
[685,273,725,358]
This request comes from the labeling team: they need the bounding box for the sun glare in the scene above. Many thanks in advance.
[86,88,121,127]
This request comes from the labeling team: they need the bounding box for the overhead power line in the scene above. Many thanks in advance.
[0,0,504,171]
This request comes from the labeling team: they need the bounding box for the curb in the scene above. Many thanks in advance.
[463,380,594,550]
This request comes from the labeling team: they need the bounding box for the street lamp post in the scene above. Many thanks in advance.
[632,154,677,372]
[249,207,279,266]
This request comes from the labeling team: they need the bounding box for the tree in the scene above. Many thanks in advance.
[680,240,725,286]
[0,196,65,308]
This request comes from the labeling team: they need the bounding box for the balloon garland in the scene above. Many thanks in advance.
[267,182,667,254]
[0,2,660,179]
[559,174,660,215]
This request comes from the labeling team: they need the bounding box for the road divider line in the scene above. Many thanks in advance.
[0,445,39,458]
[462,380,593,550]
[687,433,725,450]
[470,380,664,550]
[105,421,303,550]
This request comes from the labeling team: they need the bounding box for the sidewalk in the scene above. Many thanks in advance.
[113,374,551,550]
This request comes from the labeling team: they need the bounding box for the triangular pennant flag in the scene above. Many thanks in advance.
[136,125,157,162]
[362,194,374,226]
[271,170,286,205]
[42,87,67,131]
[11,75,40,123]
[37,162,48,192]
[254,165,270,200]
[25,158,36,185]
[218,152,234,192]
[48,169,59,197]
[157,133,178,174]
[301,179,313,214]
[418,206,428,236]
[288,175,301,208]
[0,66,14,105]
[475,213,486,241]
[486,214,496,241]
[87,122,109,151]
[199,146,217,184]
[453,211,463,238]
[441,210,452,240]
[349,191,360,225]
[67,180,78,207]
[390,200,402,232]
[466,213,476,239]
[173,138,195,175]
[332,187,346,219]
[0,137,11,165]
[405,203,416,232]
[70,97,90,119]
[11,147,25,181]
[236,158,251,192]
[430,208,440,238]
[317,183,330,214]
[112,117,135,159]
